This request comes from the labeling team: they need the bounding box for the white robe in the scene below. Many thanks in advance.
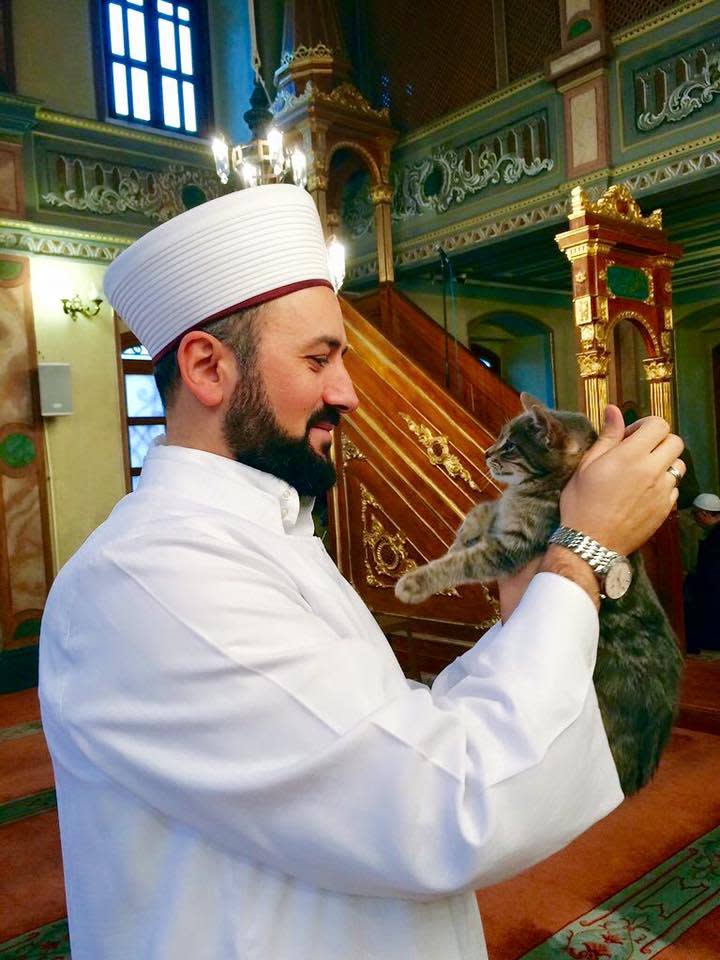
[39,441,623,960]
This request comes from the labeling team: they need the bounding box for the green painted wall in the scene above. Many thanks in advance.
[398,283,579,414]
[12,0,97,117]
[675,300,720,495]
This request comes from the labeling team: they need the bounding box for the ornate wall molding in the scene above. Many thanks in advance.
[392,111,553,223]
[346,138,720,282]
[36,109,209,154]
[635,37,720,132]
[41,156,221,223]
[0,219,129,261]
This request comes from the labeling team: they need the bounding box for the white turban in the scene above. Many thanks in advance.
[104,184,333,361]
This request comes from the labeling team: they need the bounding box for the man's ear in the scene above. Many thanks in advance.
[176,331,238,408]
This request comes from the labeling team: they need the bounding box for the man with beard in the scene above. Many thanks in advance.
[39,185,685,960]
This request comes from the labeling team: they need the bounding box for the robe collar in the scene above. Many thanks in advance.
[137,437,317,537]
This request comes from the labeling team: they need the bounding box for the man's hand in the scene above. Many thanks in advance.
[558,405,684,556]
[499,406,684,617]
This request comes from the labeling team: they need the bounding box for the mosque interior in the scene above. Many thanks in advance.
[0,0,719,954]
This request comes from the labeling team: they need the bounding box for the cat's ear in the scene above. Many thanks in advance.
[520,392,544,413]
[522,395,566,445]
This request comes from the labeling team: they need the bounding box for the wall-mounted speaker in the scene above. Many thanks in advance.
[38,363,72,417]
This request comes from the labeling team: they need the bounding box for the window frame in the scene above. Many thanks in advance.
[92,0,214,139]
[117,325,166,493]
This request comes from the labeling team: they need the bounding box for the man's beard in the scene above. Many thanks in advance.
[223,366,340,498]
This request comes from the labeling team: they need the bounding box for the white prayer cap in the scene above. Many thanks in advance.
[104,184,333,361]
[693,493,720,512]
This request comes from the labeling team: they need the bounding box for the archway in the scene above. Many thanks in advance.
[467,310,555,406]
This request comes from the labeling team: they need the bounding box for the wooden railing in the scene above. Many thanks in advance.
[352,284,521,435]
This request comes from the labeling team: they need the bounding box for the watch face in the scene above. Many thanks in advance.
[604,558,633,600]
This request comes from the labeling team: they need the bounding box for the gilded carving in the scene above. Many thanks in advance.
[597,297,609,325]
[570,184,662,230]
[613,310,661,353]
[279,42,335,67]
[307,172,329,192]
[369,183,393,205]
[574,270,587,284]
[399,414,480,491]
[664,306,674,329]
[274,80,390,121]
[642,268,656,305]
[577,351,610,377]
[360,484,416,588]
[661,330,673,354]
[643,357,674,381]
[574,296,592,326]
[341,437,366,463]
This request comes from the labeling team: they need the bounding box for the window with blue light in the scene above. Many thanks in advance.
[100,0,210,135]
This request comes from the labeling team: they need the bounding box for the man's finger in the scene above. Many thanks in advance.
[621,415,671,451]
[650,435,685,472]
[578,404,624,469]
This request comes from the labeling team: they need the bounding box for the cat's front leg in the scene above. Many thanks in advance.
[451,501,496,552]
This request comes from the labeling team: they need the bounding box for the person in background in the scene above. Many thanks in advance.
[684,492,720,654]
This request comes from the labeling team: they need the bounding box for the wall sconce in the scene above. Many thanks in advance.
[61,293,104,322]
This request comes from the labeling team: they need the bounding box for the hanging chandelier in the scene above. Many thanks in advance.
[211,123,307,190]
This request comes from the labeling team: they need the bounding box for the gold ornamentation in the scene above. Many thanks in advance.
[574,296,592,325]
[661,330,673,354]
[360,485,416,588]
[642,268,655,305]
[307,172,329,192]
[643,357,674,381]
[399,414,479,491]
[664,281,672,294]
[341,437,366,463]
[279,42,335,67]
[597,296,609,325]
[369,183,393,205]
[579,324,596,345]
[571,184,663,230]
[37,109,209,154]
[664,306,674,329]
[577,350,610,377]
[613,310,661,353]
[274,80,390,121]
[574,270,587,283]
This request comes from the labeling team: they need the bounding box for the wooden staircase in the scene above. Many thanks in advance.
[351,283,520,436]
[329,296,518,675]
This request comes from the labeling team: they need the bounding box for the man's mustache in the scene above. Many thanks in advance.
[306,406,341,431]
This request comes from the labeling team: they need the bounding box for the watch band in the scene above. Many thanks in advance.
[548,525,621,574]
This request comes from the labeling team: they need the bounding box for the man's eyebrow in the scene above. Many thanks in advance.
[302,336,349,356]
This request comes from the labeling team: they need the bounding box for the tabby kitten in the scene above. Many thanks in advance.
[395,393,683,795]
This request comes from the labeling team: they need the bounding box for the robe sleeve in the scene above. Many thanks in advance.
[42,526,622,900]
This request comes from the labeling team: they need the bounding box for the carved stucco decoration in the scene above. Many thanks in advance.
[360,484,416,589]
[392,113,553,223]
[636,38,720,132]
[571,184,663,230]
[42,159,221,223]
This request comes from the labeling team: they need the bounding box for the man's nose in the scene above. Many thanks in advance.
[323,361,359,414]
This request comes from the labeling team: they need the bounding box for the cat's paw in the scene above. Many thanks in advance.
[395,568,432,604]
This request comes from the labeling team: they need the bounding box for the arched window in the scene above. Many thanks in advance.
[97,0,211,136]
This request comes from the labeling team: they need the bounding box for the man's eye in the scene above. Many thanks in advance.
[308,355,330,367]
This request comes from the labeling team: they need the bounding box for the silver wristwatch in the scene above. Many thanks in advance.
[548,526,633,600]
